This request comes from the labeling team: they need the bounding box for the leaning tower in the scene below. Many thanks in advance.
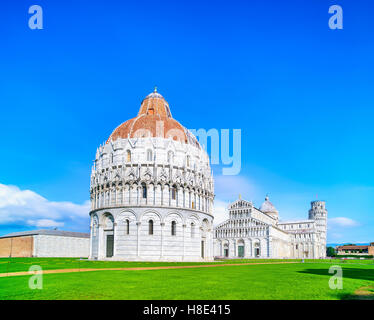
[308,200,328,258]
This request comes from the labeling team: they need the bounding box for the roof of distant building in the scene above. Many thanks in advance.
[0,230,90,239]
[278,219,315,225]
[336,245,371,250]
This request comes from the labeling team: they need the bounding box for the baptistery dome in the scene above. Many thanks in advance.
[89,89,214,262]
[107,88,201,149]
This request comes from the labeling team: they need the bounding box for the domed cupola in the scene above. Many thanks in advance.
[260,195,278,220]
[107,88,201,149]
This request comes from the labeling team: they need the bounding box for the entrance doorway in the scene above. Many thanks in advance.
[103,213,114,258]
[255,248,260,257]
[238,246,244,257]
[224,248,229,257]
[201,240,205,258]
[254,242,260,257]
[106,235,114,257]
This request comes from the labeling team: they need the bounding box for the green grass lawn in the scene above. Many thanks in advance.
[0,258,373,300]
[1,257,372,274]
[0,257,306,273]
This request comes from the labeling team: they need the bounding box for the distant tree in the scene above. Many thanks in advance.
[326,247,336,257]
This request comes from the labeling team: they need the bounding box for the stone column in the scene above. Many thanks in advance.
[161,185,164,206]
[136,184,140,205]
[129,184,132,205]
[160,222,165,259]
[98,223,104,259]
[268,236,272,258]
[89,221,93,259]
[113,222,117,256]
[136,222,141,258]
[182,224,186,260]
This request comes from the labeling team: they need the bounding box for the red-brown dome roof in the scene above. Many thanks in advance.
[107,89,201,148]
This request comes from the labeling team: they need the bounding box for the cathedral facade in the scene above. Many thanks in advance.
[89,89,214,261]
[213,196,327,259]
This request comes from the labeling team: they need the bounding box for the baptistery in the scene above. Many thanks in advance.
[89,89,214,261]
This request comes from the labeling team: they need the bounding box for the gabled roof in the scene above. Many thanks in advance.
[278,219,314,225]
[0,230,90,239]
[228,198,253,209]
[336,245,369,250]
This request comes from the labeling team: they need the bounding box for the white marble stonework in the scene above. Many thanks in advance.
[213,197,328,259]
[89,90,214,261]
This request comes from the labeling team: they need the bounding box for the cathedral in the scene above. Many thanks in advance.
[213,196,327,259]
[88,89,327,261]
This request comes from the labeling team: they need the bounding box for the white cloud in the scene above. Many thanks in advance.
[27,219,65,228]
[328,217,360,228]
[213,198,229,226]
[0,183,90,229]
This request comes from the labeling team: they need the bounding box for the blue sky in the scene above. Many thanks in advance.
[0,0,373,243]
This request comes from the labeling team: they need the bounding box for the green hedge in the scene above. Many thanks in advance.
[336,254,373,259]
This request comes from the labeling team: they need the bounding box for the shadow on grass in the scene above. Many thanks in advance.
[298,268,374,282]
[299,268,374,300]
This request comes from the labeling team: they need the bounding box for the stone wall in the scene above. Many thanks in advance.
[34,235,89,257]
[0,236,33,257]
[90,206,214,261]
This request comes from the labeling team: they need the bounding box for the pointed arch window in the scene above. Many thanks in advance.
[147,149,153,161]
[142,183,147,199]
[149,220,154,235]
[186,155,190,167]
[171,221,176,236]
[191,223,195,238]
[171,185,177,200]
[126,150,131,162]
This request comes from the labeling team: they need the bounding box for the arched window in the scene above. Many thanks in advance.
[191,223,195,238]
[125,219,130,235]
[171,185,177,200]
[147,149,152,161]
[142,183,147,198]
[126,150,131,162]
[149,220,154,235]
[167,151,174,163]
[171,221,176,236]
[186,155,190,167]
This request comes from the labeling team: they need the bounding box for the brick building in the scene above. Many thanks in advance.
[336,243,374,256]
[0,230,90,258]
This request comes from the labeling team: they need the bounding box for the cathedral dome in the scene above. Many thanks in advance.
[260,195,278,217]
[107,88,201,149]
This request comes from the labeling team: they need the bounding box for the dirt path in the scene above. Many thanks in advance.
[0,261,298,278]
